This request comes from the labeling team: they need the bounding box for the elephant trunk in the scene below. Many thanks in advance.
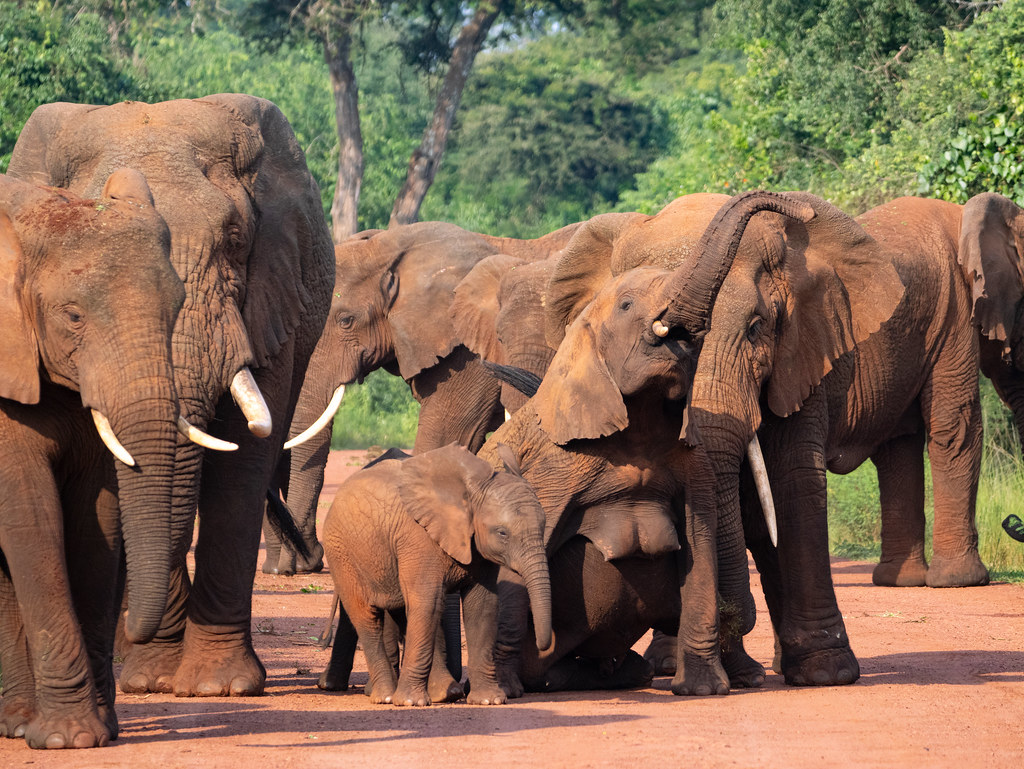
[514,545,552,652]
[658,191,815,338]
[101,360,178,644]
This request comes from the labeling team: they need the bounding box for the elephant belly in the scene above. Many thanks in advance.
[550,536,680,658]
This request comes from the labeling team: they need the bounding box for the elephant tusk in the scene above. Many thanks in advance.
[504,409,512,423]
[230,367,273,438]
[284,384,346,450]
[746,434,778,547]
[91,409,135,467]
[177,416,239,452]
[652,320,669,337]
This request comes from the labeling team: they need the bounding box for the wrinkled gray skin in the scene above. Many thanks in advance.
[0,172,183,748]
[550,191,985,689]
[8,95,334,698]
[268,222,580,575]
[317,445,551,706]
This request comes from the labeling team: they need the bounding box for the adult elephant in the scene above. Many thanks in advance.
[479,192,816,697]
[0,171,183,747]
[8,95,335,697]
[268,222,580,576]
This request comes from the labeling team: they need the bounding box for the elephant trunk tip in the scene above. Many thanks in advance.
[122,610,160,645]
[535,628,553,653]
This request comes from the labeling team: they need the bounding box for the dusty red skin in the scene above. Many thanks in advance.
[2,449,1022,765]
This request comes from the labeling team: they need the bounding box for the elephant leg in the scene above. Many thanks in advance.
[427,619,464,703]
[642,629,678,675]
[762,408,859,686]
[461,580,505,705]
[921,358,987,587]
[0,551,35,739]
[318,601,359,691]
[493,570,529,698]
[392,575,446,707]
[0,474,110,748]
[63,469,122,740]
[348,600,398,704]
[871,432,928,586]
[265,429,328,576]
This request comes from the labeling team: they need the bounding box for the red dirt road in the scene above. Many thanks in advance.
[2,450,1022,767]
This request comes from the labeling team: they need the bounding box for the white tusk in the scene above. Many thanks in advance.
[747,434,778,547]
[284,384,346,450]
[177,416,238,451]
[91,410,135,467]
[652,320,669,337]
[230,367,273,438]
[504,409,512,423]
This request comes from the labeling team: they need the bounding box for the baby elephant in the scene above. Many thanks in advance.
[321,444,551,706]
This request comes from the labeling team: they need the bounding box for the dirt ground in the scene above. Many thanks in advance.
[2,449,1022,768]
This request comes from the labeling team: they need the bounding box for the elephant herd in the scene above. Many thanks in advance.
[0,93,1021,750]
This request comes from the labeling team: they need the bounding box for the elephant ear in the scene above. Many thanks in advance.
[451,253,528,364]
[766,192,906,418]
[545,212,646,349]
[398,444,495,565]
[203,94,335,369]
[534,308,628,445]
[959,192,1024,357]
[0,211,40,404]
[386,223,500,380]
[7,102,101,187]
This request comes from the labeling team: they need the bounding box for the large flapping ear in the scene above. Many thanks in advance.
[959,192,1024,358]
[397,444,496,565]
[545,212,646,349]
[0,211,40,404]
[7,102,101,187]
[203,94,335,369]
[101,167,156,207]
[534,309,628,445]
[385,222,500,380]
[451,253,528,364]
[766,192,906,417]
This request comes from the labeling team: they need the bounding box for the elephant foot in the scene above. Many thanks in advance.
[873,556,928,587]
[427,671,464,703]
[171,625,266,697]
[119,636,183,694]
[265,541,325,576]
[722,644,766,689]
[671,651,729,696]
[0,695,34,739]
[465,680,507,705]
[781,643,859,686]
[642,629,677,676]
[926,552,989,587]
[23,704,112,749]
[391,680,431,707]
[317,662,351,691]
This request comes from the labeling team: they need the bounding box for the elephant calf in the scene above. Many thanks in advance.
[318,444,551,706]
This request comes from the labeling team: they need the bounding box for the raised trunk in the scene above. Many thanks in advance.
[389,3,501,226]
[659,191,815,337]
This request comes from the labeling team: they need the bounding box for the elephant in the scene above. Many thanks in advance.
[316,443,551,706]
[548,190,989,688]
[0,171,183,747]
[8,95,335,698]
[267,221,580,576]
[474,192,817,697]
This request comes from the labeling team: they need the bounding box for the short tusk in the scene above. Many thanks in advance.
[652,320,669,337]
[230,367,273,438]
[91,410,135,467]
[504,409,512,423]
[177,416,238,451]
[284,384,346,450]
[747,434,778,547]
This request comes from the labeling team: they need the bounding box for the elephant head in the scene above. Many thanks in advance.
[398,444,552,651]
[958,192,1024,370]
[0,170,184,642]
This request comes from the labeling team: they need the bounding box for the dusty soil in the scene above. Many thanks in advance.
[2,449,1023,767]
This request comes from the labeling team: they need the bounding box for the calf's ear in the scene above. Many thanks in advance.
[0,212,40,404]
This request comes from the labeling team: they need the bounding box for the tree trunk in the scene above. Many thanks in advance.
[323,25,363,242]
[389,2,501,226]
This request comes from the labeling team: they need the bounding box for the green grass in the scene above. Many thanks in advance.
[330,369,419,450]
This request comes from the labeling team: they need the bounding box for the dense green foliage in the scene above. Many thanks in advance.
[4,0,1024,575]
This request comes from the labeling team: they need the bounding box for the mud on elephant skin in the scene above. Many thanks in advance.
[269,221,580,576]
[0,172,183,748]
[8,95,335,698]
[477,193,817,698]
[317,444,551,706]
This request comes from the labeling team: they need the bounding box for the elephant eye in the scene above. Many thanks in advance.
[619,299,633,312]
[336,313,355,329]
[494,527,510,541]
[61,305,85,329]
[747,316,764,342]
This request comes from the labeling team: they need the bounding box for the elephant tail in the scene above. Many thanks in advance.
[265,486,312,561]
[481,360,542,399]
